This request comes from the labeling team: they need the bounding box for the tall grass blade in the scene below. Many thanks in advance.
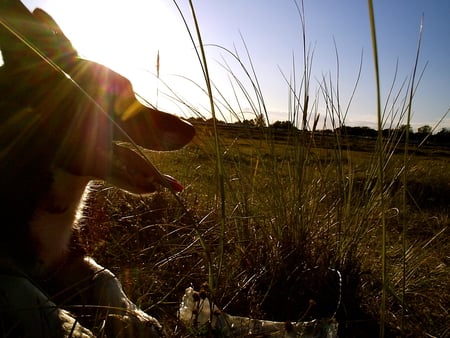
[187,0,226,290]
[401,14,424,334]
[367,1,387,337]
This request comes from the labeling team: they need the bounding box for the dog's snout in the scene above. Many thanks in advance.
[117,105,195,151]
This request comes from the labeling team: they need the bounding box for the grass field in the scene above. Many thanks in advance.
[78,2,449,336]
[80,123,449,337]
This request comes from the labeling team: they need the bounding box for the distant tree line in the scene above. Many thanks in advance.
[187,117,450,146]
[333,125,450,145]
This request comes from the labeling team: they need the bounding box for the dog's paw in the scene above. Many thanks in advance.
[103,311,163,338]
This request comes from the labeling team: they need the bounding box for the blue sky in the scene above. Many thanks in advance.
[21,0,450,130]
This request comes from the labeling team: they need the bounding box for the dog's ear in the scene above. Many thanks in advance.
[0,0,77,69]
[32,8,66,36]
[32,8,78,59]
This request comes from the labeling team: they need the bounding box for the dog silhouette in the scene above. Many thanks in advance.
[0,0,194,336]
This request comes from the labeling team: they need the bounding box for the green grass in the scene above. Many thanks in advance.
[80,1,449,337]
[80,126,449,337]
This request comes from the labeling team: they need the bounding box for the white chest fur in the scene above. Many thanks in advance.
[30,169,91,271]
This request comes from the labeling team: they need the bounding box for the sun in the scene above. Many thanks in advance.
[22,0,203,116]
[21,0,242,120]
[43,0,182,71]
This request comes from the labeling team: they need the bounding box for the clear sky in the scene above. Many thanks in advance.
[20,0,450,130]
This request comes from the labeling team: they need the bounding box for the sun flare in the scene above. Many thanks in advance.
[25,0,201,117]
[46,1,179,70]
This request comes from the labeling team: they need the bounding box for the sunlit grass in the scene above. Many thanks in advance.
[85,125,449,336]
[49,0,450,337]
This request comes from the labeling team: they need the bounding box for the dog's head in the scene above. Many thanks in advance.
[0,0,194,195]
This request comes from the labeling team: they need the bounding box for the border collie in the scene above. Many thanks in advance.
[0,1,194,336]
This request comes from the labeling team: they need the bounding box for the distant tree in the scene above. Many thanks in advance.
[437,127,450,135]
[205,117,225,125]
[254,114,266,128]
[434,127,450,144]
[359,126,377,137]
[399,124,413,135]
[271,120,295,130]
[241,119,255,126]
[417,125,432,134]
[341,126,377,137]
